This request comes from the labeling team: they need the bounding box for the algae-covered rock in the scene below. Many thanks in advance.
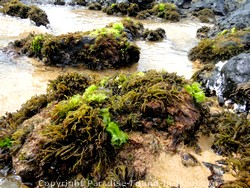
[205,111,250,187]
[88,2,102,10]
[135,3,180,22]
[192,8,215,23]
[196,26,211,39]
[151,3,180,22]
[8,19,141,70]
[103,2,180,22]
[0,0,49,27]
[0,70,208,185]
[142,28,166,41]
[188,28,250,63]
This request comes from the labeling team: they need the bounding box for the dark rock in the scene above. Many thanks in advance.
[142,28,166,41]
[220,53,250,99]
[189,0,227,16]
[54,0,65,5]
[180,152,199,167]
[216,0,250,31]
[197,53,250,112]
[196,26,210,39]
[88,2,102,10]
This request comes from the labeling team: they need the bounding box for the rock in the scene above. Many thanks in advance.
[188,28,250,63]
[192,8,215,23]
[54,0,65,5]
[0,0,49,27]
[189,0,227,16]
[196,26,210,39]
[6,19,142,70]
[216,0,250,31]
[88,2,102,10]
[180,152,199,167]
[219,53,250,110]
[142,28,166,41]
[195,53,250,112]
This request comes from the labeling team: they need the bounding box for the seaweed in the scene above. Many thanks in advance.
[0,0,49,26]
[0,137,12,148]
[30,35,44,55]
[184,82,206,103]
[47,73,92,101]
[192,8,215,23]
[100,108,128,147]
[210,112,250,156]
[1,70,211,185]
[188,28,250,63]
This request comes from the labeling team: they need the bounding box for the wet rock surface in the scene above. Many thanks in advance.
[215,0,250,32]
[194,53,250,112]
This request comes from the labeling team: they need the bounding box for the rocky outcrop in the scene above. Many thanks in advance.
[142,28,166,41]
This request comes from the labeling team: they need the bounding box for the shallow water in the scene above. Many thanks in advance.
[146,136,235,188]
[0,5,205,115]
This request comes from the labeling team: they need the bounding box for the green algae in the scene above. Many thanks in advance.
[184,82,206,103]
[0,137,12,148]
[100,108,128,147]
[30,35,44,55]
